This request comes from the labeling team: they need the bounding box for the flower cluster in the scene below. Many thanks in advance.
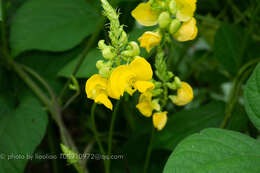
[132,0,198,52]
[85,0,195,131]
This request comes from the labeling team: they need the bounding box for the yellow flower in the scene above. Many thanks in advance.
[175,0,197,22]
[85,74,113,110]
[138,31,161,53]
[171,82,193,106]
[153,111,168,130]
[136,92,154,117]
[173,17,198,42]
[131,2,159,26]
[108,57,154,99]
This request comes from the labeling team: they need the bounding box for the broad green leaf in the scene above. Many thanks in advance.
[214,24,243,75]
[10,0,100,56]
[153,102,225,150]
[244,63,260,130]
[164,128,260,173]
[0,95,48,173]
[58,49,101,78]
[0,0,2,21]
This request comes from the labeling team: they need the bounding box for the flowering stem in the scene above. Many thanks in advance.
[107,101,120,172]
[90,103,109,172]
[144,127,155,173]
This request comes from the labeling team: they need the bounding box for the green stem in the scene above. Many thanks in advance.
[107,101,120,173]
[220,58,260,128]
[90,103,108,172]
[59,17,106,100]
[144,127,155,173]
[21,64,57,101]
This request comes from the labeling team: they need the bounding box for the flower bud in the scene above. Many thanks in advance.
[169,0,177,15]
[158,11,171,29]
[122,41,140,57]
[102,46,116,60]
[99,66,111,78]
[98,40,106,49]
[119,30,128,46]
[96,60,104,69]
[169,82,193,106]
[169,19,181,34]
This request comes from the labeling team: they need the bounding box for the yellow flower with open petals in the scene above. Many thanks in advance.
[173,18,198,42]
[138,31,161,53]
[175,0,197,22]
[108,57,154,99]
[136,92,154,117]
[85,74,113,110]
[171,82,193,106]
[153,111,168,130]
[131,2,159,26]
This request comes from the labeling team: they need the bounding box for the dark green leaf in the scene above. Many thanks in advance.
[214,24,243,75]
[0,95,48,173]
[153,102,225,150]
[244,63,260,130]
[164,128,260,173]
[10,0,100,56]
[58,49,101,78]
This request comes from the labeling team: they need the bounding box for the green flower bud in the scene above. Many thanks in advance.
[98,40,106,49]
[152,88,163,96]
[60,144,79,165]
[169,0,177,15]
[152,99,161,111]
[102,46,116,60]
[96,60,104,69]
[174,76,182,89]
[158,11,171,29]
[119,30,128,46]
[122,41,140,57]
[169,19,181,34]
[168,71,174,79]
[99,66,111,78]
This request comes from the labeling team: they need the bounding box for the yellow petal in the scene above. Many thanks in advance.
[107,65,135,99]
[176,0,197,22]
[153,111,167,131]
[131,2,159,26]
[134,81,155,93]
[174,18,198,42]
[136,92,153,117]
[85,74,107,99]
[172,82,193,106]
[95,93,113,110]
[129,57,153,81]
[138,31,161,52]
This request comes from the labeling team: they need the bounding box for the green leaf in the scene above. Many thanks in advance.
[0,95,48,173]
[214,24,243,76]
[164,128,260,173]
[244,63,260,130]
[0,0,2,21]
[153,102,225,150]
[58,48,101,78]
[10,0,100,56]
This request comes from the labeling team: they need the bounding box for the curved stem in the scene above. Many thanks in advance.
[90,103,108,172]
[107,101,120,173]
[21,64,57,101]
[144,127,155,173]
[220,58,260,128]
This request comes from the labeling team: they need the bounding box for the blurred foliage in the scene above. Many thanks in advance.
[1,0,260,173]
